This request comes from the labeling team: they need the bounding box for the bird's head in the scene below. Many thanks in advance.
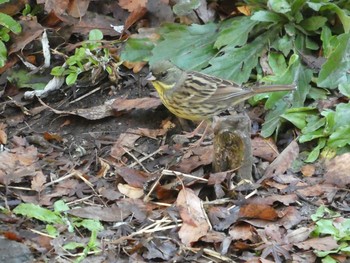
[148,61,184,90]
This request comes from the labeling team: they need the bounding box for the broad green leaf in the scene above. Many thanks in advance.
[46,225,59,237]
[268,52,287,75]
[305,138,326,163]
[204,28,279,83]
[150,23,217,70]
[120,38,155,62]
[63,242,85,250]
[281,111,308,129]
[173,0,200,16]
[316,219,338,236]
[261,99,289,137]
[305,36,319,50]
[271,35,293,56]
[299,129,325,143]
[318,33,350,88]
[0,13,21,34]
[338,82,350,97]
[0,0,10,4]
[251,10,285,23]
[334,103,350,129]
[302,116,325,134]
[328,125,350,148]
[7,69,47,90]
[74,219,104,232]
[215,17,257,49]
[89,29,103,41]
[66,72,78,85]
[321,26,333,57]
[0,40,6,67]
[54,200,70,213]
[13,203,63,224]
[268,0,291,14]
[299,16,327,31]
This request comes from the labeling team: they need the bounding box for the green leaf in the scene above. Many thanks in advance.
[66,72,78,85]
[13,203,63,224]
[150,23,217,70]
[0,0,10,4]
[74,219,104,232]
[0,13,21,34]
[328,125,350,148]
[334,103,350,129]
[321,26,333,57]
[318,33,350,88]
[0,40,7,67]
[173,0,200,16]
[267,0,291,14]
[215,17,257,49]
[271,35,293,56]
[251,10,285,23]
[46,225,59,237]
[204,28,279,83]
[51,66,65,76]
[338,82,350,97]
[305,138,326,163]
[63,242,85,250]
[268,52,287,75]
[299,16,328,31]
[302,116,326,134]
[89,29,103,41]
[54,200,70,213]
[299,128,325,143]
[261,99,289,137]
[281,111,308,129]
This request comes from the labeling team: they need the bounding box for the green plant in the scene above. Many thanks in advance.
[13,200,103,262]
[51,29,117,86]
[310,206,350,262]
[0,0,22,67]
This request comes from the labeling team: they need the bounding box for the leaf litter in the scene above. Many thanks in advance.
[0,0,350,262]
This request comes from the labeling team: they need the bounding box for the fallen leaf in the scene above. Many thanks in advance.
[239,204,278,221]
[176,188,210,246]
[252,136,279,162]
[261,140,299,180]
[118,183,144,199]
[112,97,162,113]
[324,153,350,187]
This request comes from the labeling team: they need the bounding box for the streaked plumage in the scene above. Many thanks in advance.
[149,61,295,121]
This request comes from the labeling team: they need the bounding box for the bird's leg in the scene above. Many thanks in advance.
[188,122,211,147]
[182,120,207,138]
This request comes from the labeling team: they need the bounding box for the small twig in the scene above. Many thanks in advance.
[122,147,150,173]
[128,147,162,168]
[69,86,102,104]
[162,169,208,182]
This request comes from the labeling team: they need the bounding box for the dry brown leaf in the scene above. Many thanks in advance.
[262,140,299,180]
[176,188,210,246]
[252,137,279,162]
[229,223,256,242]
[0,123,7,144]
[112,97,162,113]
[9,18,44,54]
[324,153,350,187]
[115,167,150,188]
[124,6,147,30]
[68,205,130,222]
[296,236,338,251]
[118,183,144,199]
[119,0,147,12]
[31,171,47,192]
[239,204,278,221]
[300,164,315,177]
[67,0,91,18]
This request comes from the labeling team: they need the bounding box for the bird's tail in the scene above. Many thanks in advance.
[250,84,297,93]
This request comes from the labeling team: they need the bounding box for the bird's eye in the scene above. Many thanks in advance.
[161,72,167,78]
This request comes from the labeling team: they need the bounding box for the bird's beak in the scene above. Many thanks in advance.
[146,72,156,81]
